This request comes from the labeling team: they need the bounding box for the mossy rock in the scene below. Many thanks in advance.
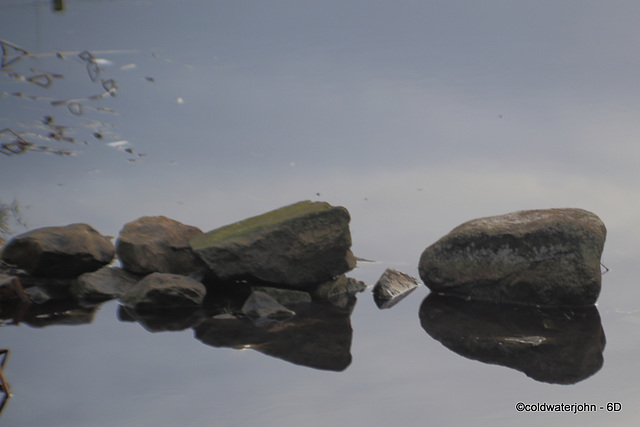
[190,201,356,287]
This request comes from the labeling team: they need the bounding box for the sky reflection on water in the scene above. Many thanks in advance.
[2,1,640,426]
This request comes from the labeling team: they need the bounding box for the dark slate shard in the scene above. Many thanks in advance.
[373,268,420,309]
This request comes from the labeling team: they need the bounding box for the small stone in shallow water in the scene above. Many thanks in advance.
[372,268,420,309]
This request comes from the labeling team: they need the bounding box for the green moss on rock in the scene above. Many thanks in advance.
[189,200,355,287]
[190,201,339,250]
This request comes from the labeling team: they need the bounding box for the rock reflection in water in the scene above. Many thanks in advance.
[194,301,355,372]
[0,297,96,327]
[118,305,206,333]
[419,294,605,384]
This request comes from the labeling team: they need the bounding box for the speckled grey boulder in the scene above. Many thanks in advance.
[418,208,606,306]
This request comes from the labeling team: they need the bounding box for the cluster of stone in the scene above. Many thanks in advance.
[0,205,608,377]
[0,201,361,319]
[1,205,607,314]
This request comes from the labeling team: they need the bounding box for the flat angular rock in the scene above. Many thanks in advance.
[116,216,205,275]
[120,272,206,310]
[373,268,420,309]
[241,290,296,321]
[189,201,356,287]
[71,267,140,303]
[1,223,114,278]
[418,208,606,306]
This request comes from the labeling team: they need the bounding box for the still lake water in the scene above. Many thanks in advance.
[2,1,640,426]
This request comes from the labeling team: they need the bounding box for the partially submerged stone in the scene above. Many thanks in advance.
[120,272,206,310]
[418,208,606,306]
[373,268,420,309]
[71,267,140,303]
[311,274,366,311]
[1,223,114,278]
[116,216,205,275]
[189,201,356,287]
[241,290,296,321]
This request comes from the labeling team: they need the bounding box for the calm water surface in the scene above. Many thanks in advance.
[1,1,640,426]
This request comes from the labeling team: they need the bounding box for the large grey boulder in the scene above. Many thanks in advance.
[189,201,356,287]
[120,272,206,310]
[418,208,606,306]
[116,216,205,275]
[1,223,114,278]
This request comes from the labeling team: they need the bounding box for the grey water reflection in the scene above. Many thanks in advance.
[119,276,361,372]
[1,272,360,372]
[0,278,96,327]
[419,294,605,384]
[193,299,355,372]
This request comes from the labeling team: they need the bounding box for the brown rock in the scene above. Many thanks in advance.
[116,216,204,275]
[1,223,114,278]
